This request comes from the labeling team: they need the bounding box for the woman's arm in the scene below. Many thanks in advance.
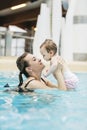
[53,63,67,90]
[44,72,67,90]
[27,74,67,90]
[55,71,67,90]
[43,78,57,88]
[25,72,67,91]
[26,79,54,90]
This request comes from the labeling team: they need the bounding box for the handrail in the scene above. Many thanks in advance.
[0,32,34,39]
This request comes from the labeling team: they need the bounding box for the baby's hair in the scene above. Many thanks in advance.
[40,39,57,55]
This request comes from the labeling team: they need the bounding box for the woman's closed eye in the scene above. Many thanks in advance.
[32,57,36,61]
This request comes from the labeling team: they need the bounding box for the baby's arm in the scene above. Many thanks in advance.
[44,60,58,77]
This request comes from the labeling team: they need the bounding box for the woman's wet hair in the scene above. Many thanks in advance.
[16,52,30,90]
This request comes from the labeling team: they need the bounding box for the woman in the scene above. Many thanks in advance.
[16,52,67,92]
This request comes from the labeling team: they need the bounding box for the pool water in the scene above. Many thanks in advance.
[0,72,87,130]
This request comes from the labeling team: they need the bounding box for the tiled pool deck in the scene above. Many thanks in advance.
[0,56,87,72]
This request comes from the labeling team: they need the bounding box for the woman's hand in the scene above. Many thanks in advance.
[53,62,63,78]
[53,62,67,91]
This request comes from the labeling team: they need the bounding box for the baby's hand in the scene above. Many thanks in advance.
[53,63,63,80]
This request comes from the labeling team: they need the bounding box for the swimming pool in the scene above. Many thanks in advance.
[0,72,87,130]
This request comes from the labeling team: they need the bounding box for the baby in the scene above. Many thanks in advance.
[40,39,79,89]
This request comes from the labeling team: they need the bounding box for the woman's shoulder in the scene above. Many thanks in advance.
[24,77,36,84]
[23,77,50,89]
[21,77,36,88]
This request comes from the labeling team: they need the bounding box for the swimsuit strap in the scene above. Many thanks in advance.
[25,77,47,88]
[24,78,35,92]
[25,79,35,88]
[41,77,47,85]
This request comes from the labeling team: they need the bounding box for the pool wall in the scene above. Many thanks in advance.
[0,56,87,72]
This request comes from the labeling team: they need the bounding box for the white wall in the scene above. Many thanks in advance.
[73,0,87,56]
[73,24,87,53]
[11,38,25,56]
[61,0,87,61]
[74,0,87,15]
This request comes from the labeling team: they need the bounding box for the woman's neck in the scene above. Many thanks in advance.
[31,71,41,80]
[35,72,42,80]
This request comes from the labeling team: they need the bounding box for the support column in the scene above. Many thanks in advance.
[5,30,12,56]
[61,0,77,61]
[0,35,2,56]
[73,0,87,61]
[51,0,62,46]
[33,3,51,61]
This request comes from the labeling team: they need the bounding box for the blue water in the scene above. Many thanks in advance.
[0,72,87,130]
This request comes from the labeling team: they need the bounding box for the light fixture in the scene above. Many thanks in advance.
[11,3,26,10]
[34,27,37,31]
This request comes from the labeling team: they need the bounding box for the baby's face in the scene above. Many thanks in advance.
[40,46,51,61]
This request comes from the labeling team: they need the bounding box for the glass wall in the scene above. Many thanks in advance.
[0,27,34,56]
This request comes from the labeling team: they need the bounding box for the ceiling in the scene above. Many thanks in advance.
[0,0,67,30]
[0,0,44,30]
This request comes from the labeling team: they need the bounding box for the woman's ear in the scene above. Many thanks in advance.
[25,67,37,79]
[25,67,32,73]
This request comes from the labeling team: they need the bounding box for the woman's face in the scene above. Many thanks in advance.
[24,53,45,72]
